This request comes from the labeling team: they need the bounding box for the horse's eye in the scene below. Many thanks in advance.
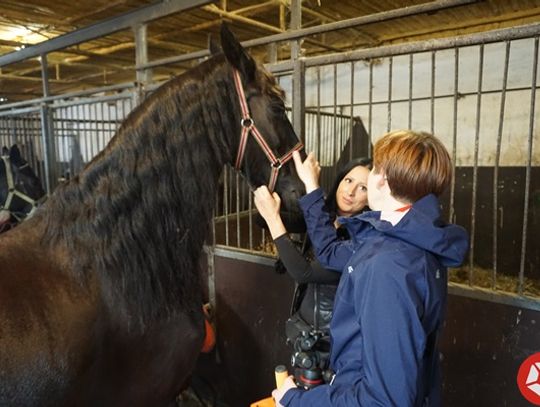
[270,103,285,115]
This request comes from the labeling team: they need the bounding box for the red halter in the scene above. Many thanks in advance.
[232,69,303,192]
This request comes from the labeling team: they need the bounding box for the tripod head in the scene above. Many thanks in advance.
[289,329,331,389]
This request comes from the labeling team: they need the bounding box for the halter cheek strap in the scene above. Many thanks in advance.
[0,156,44,221]
[232,69,303,192]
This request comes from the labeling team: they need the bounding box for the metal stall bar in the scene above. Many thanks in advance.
[333,65,338,177]
[468,44,485,285]
[369,64,374,148]
[236,172,241,248]
[0,106,41,118]
[292,60,306,142]
[518,37,539,295]
[290,0,302,60]
[349,62,355,161]
[100,101,106,168]
[408,54,414,129]
[134,23,152,102]
[430,51,436,135]
[0,120,6,147]
[223,168,230,246]
[248,183,253,251]
[449,48,459,224]
[0,84,134,113]
[317,67,322,159]
[40,54,56,194]
[387,57,393,132]
[492,41,511,290]
[81,104,91,171]
[56,106,67,181]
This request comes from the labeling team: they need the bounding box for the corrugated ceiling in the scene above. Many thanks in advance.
[0,0,539,102]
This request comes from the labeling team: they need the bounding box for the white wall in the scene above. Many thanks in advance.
[52,96,132,163]
[303,38,540,166]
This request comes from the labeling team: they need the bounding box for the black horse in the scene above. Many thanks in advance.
[0,24,305,406]
[0,144,46,233]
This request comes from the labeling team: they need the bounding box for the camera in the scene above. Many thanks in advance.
[286,315,333,389]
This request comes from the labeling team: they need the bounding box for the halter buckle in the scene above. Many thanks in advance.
[271,160,282,169]
[241,118,253,128]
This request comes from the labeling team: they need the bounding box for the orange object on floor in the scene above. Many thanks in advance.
[250,365,288,407]
[251,396,275,407]
[200,305,216,353]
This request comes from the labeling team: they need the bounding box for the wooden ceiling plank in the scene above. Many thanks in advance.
[378,7,540,44]
[0,0,214,67]
[0,72,65,83]
[202,4,283,33]
[301,5,379,46]
[66,1,131,25]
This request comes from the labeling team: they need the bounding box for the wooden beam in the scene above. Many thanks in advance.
[0,0,213,67]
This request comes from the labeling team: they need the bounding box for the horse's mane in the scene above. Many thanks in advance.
[39,55,240,329]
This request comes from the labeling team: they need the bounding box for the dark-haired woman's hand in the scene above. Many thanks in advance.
[253,186,287,239]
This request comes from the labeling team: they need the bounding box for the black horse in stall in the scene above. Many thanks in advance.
[0,24,305,406]
[0,144,46,233]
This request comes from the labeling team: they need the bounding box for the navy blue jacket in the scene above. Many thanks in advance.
[280,189,469,407]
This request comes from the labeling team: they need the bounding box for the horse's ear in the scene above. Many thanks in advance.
[208,34,222,56]
[9,144,22,164]
[220,22,256,83]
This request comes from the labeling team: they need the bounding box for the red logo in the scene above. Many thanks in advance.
[517,352,540,405]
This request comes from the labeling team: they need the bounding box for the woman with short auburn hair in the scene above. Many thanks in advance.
[273,130,469,407]
[373,130,453,203]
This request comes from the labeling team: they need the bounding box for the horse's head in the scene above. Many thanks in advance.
[0,144,46,229]
[219,24,306,232]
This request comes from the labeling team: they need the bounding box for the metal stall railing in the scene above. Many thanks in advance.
[0,86,136,193]
[0,107,45,183]
[290,24,540,309]
[50,94,135,184]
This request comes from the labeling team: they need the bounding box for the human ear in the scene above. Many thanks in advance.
[375,171,387,188]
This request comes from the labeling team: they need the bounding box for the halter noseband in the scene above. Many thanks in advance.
[232,69,303,192]
[0,156,44,222]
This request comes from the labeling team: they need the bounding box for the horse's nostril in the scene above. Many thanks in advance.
[285,186,302,199]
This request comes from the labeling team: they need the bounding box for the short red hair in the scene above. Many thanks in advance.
[373,130,452,202]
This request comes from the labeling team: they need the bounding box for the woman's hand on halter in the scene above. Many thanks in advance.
[254,186,287,240]
[292,151,320,194]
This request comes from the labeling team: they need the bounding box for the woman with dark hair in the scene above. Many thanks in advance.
[323,157,373,219]
[253,157,372,388]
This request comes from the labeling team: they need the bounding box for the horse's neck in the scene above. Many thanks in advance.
[40,67,240,328]
[134,71,236,219]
